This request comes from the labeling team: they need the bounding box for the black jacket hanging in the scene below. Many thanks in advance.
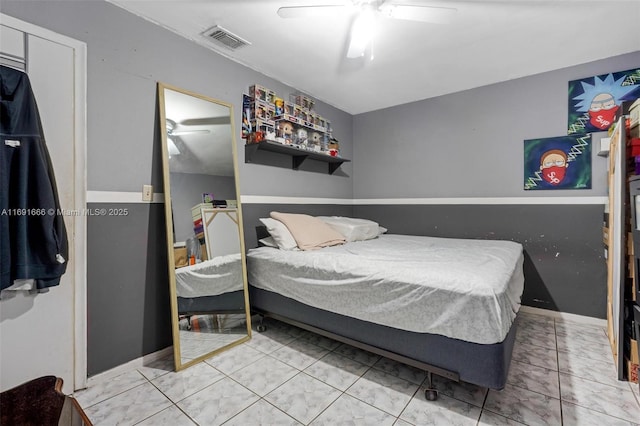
[0,65,69,290]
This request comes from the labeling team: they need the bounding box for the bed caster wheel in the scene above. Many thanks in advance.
[256,324,267,332]
[424,389,438,401]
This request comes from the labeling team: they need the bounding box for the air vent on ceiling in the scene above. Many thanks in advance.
[202,25,251,51]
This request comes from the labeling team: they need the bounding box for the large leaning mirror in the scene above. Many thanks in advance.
[158,82,251,370]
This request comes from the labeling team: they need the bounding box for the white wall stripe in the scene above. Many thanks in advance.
[241,195,353,205]
[352,196,608,205]
[87,191,164,204]
[241,195,607,205]
[86,191,607,206]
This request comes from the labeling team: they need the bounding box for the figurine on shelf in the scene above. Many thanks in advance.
[285,102,295,116]
[322,132,329,152]
[328,138,340,157]
[248,131,264,144]
[278,121,295,145]
[309,131,323,152]
[265,128,276,141]
[274,97,284,116]
[296,128,308,148]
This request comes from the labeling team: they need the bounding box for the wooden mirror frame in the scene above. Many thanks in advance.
[157,82,251,371]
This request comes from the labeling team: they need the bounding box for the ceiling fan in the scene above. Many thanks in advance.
[166,116,232,137]
[277,1,457,58]
[166,119,211,137]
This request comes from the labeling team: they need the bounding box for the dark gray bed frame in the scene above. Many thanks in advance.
[177,291,246,315]
[249,226,519,399]
[177,291,247,330]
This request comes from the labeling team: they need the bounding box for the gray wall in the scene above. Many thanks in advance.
[169,172,236,243]
[1,0,353,376]
[352,51,640,318]
[353,54,640,198]
[86,203,170,376]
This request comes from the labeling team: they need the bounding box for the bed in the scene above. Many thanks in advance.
[175,253,246,316]
[246,214,525,398]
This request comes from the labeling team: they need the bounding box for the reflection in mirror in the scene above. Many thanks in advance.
[158,82,251,370]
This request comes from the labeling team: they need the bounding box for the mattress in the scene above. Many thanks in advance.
[247,234,524,344]
[175,253,242,298]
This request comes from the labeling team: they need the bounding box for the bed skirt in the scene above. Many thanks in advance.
[249,285,518,390]
[177,290,246,315]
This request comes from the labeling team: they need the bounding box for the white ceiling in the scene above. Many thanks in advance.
[112,0,640,115]
[163,86,234,176]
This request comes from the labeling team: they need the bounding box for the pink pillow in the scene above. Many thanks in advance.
[270,212,345,250]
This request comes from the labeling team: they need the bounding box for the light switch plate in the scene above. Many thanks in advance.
[142,184,153,202]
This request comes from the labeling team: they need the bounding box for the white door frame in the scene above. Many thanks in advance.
[1,13,88,390]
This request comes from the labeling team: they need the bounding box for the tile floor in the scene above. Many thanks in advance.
[178,314,248,365]
[74,312,640,425]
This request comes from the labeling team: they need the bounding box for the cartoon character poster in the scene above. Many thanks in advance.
[524,134,591,190]
[568,68,640,134]
[241,94,252,139]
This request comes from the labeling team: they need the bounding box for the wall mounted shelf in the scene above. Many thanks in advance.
[245,141,350,175]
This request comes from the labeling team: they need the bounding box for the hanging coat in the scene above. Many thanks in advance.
[0,65,68,290]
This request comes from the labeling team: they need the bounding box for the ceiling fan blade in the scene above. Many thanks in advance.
[277,5,347,19]
[170,129,211,136]
[180,117,231,126]
[380,4,457,24]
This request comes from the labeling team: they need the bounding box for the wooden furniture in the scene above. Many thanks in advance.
[606,116,630,380]
[0,376,92,425]
[59,395,93,426]
[627,174,640,385]
[629,100,640,387]
[200,207,240,258]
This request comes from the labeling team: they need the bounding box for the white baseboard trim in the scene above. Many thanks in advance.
[84,346,173,388]
[520,305,607,327]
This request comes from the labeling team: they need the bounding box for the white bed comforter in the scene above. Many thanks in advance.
[175,253,243,298]
[247,234,524,344]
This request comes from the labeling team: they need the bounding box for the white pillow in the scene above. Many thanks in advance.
[259,218,298,250]
[317,216,381,242]
[258,236,278,248]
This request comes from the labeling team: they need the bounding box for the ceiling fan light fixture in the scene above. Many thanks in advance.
[347,8,376,58]
[378,3,396,18]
